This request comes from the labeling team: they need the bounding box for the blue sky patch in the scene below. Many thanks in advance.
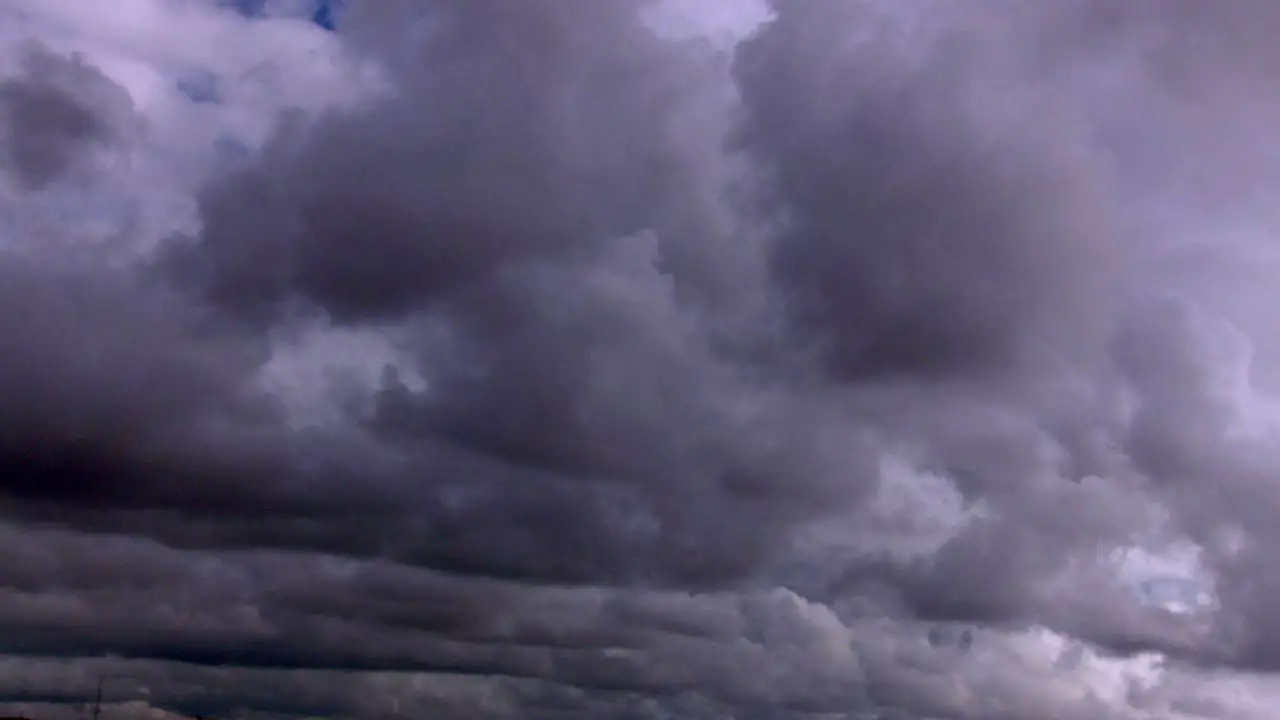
[219,0,344,30]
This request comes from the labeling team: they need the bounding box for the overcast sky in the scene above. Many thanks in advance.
[3,1,1280,718]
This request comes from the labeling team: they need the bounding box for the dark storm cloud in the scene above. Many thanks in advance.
[5,0,1280,717]
[149,0,871,591]
[0,42,131,190]
[733,0,1123,385]
[0,257,421,530]
[0,525,880,714]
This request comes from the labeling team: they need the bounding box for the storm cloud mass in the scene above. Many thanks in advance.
[3,0,1280,717]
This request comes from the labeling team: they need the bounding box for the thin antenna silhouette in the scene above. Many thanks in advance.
[91,675,103,720]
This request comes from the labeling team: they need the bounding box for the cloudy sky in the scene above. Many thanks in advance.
[4,0,1280,718]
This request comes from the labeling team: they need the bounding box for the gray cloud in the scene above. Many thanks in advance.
[4,0,1280,717]
[0,41,132,190]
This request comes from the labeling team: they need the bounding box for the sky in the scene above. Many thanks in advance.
[3,0,1280,718]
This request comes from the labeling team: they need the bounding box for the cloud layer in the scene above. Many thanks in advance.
[4,0,1280,717]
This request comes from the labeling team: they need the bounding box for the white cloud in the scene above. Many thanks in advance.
[0,0,382,251]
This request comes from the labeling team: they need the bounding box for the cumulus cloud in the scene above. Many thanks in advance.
[4,0,1280,717]
[0,42,132,191]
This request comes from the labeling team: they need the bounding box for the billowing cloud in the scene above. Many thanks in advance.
[0,42,132,191]
[3,0,1280,718]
